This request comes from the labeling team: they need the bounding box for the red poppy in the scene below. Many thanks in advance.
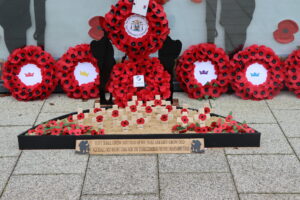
[176,43,230,100]
[112,110,119,118]
[48,121,58,126]
[181,109,189,114]
[154,99,162,106]
[225,115,233,122]
[103,0,169,59]
[107,58,171,107]
[171,125,181,132]
[98,129,105,135]
[145,106,153,113]
[67,115,74,122]
[88,16,105,40]
[94,108,102,113]
[181,116,189,124]
[231,45,284,100]
[284,49,300,98]
[198,114,206,121]
[77,113,85,120]
[204,107,211,114]
[121,120,129,127]
[188,123,196,131]
[56,44,100,99]
[137,118,145,125]
[160,114,168,122]
[50,129,61,136]
[1,46,57,101]
[96,115,104,123]
[195,127,202,133]
[273,20,299,44]
[165,105,173,112]
[130,105,137,113]
[91,130,98,135]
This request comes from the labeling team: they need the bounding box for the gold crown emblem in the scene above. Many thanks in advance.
[80,71,89,77]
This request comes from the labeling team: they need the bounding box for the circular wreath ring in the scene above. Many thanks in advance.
[284,49,300,97]
[56,44,100,99]
[107,57,171,107]
[103,0,169,59]
[1,46,57,101]
[176,43,231,99]
[231,45,284,100]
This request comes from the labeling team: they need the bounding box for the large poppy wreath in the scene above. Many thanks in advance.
[231,45,284,100]
[107,57,171,107]
[56,44,100,99]
[2,46,57,101]
[176,43,231,99]
[103,0,169,59]
[284,49,300,97]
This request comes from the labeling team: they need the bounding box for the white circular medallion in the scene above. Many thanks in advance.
[74,62,98,86]
[193,61,218,85]
[246,63,268,85]
[124,14,149,38]
[17,64,42,86]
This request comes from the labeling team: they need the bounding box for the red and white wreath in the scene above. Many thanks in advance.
[56,44,100,99]
[107,57,171,107]
[103,0,169,59]
[284,49,300,97]
[176,43,231,99]
[231,45,284,100]
[1,46,57,101]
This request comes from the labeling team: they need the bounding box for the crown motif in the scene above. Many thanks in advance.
[80,71,89,77]
[250,72,260,77]
[25,72,34,77]
[199,70,208,75]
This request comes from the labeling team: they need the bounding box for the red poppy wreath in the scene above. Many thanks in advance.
[1,46,57,101]
[176,43,231,99]
[107,57,171,107]
[284,49,300,98]
[56,44,100,99]
[231,45,284,100]
[103,0,169,59]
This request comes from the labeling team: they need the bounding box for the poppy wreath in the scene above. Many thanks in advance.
[103,0,170,59]
[56,44,100,99]
[284,49,300,97]
[176,43,231,99]
[107,57,171,107]
[231,45,284,100]
[1,46,57,101]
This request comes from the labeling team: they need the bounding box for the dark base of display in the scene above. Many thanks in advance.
[18,132,261,150]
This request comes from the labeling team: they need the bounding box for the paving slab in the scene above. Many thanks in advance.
[34,112,69,126]
[83,155,158,195]
[228,155,300,193]
[159,149,229,173]
[239,194,300,200]
[0,126,29,157]
[210,95,276,124]
[0,157,18,195]
[266,91,300,110]
[42,94,95,113]
[225,124,293,155]
[0,97,43,126]
[173,92,210,109]
[1,174,83,200]
[289,138,300,159]
[81,194,159,200]
[14,150,88,175]
[273,110,300,137]
[160,173,238,200]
